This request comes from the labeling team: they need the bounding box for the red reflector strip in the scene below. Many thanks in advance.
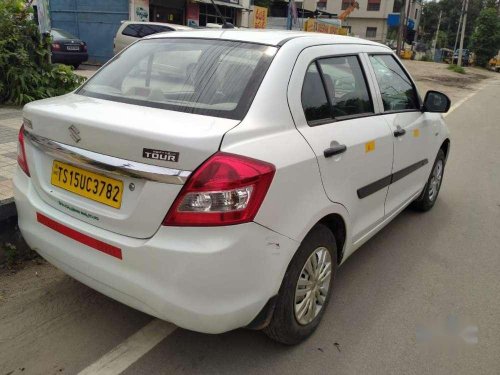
[37,212,122,260]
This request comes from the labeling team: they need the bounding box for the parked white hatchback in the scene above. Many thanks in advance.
[14,30,451,344]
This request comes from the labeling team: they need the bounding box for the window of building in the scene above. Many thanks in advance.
[393,0,403,13]
[341,1,351,10]
[199,4,236,26]
[317,1,327,10]
[367,0,381,11]
[301,56,373,124]
[368,54,419,111]
[366,27,377,38]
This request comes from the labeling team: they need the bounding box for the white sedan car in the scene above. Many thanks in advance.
[14,30,451,344]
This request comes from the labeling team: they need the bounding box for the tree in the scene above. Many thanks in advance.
[0,0,84,104]
[472,7,500,66]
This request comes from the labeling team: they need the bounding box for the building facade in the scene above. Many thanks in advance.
[48,0,251,63]
[325,0,421,42]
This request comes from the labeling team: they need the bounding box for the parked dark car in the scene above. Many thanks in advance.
[452,49,470,66]
[50,28,88,69]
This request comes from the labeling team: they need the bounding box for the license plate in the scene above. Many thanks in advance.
[51,161,123,209]
[67,46,80,51]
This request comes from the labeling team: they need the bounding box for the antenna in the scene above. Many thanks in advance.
[209,0,235,29]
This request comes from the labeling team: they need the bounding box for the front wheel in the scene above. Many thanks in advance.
[412,149,446,211]
[264,224,337,345]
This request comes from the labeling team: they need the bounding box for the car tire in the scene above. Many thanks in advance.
[411,149,446,212]
[264,224,337,345]
[73,64,80,70]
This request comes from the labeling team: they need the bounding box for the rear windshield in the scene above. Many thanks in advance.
[51,29,77,39]
[78,38,277,120]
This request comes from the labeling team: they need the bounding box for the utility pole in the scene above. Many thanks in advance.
[453,0,465,52]
[396,0,407,56]
[457,0,468,67]
[432,11,442,61]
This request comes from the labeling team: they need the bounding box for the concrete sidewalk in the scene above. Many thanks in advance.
[0,106,21,219]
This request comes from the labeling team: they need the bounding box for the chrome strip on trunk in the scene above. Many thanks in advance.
[24,130,191,185]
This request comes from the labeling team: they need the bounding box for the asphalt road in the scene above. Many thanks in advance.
[1,78,499,375]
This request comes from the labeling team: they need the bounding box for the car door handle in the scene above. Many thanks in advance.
[394,127,406,137]
[324,144,347,158]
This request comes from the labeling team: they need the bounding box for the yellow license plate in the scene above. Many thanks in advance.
[51,161,123,209]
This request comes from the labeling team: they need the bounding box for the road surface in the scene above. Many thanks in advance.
[1,78,499,375]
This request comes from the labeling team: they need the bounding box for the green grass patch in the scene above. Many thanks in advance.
[447,64,466,74]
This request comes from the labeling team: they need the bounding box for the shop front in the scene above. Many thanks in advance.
[149,0,185,24]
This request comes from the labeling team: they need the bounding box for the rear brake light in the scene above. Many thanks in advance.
[17,125,30,176]
[51,43,61,51]
[163,152,275,226]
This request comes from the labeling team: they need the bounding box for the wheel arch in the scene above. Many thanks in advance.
[440,138,451,162]
[318,213,347,265]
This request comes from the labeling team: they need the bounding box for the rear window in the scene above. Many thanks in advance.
[78,39,277,120]
[122,24,172,38]
[51,29,77,39]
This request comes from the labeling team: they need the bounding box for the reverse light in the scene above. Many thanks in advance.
[163,152,275,226]
[17,125,30,176]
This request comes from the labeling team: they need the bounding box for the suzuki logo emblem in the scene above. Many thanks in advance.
[69,125,81,143]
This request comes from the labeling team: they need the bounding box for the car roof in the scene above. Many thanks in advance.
[145,29,386,48]
[121,20,191,30]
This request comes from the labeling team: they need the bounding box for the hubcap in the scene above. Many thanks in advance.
[428,160,443,201]
[294,247,332,325]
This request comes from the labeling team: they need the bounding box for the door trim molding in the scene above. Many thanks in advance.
[357,159,428,199]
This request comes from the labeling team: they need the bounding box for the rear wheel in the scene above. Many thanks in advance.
[412,149,446,211]
[72,63,80,70]
[264,224,337,345]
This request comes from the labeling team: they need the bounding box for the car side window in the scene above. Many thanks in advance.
[122,25,139,37]
[368,54,419,111]
[317,56,374,118]
[301,63,331,124]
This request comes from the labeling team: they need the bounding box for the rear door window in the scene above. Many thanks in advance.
[317,56,373,118]
[301,55,373,125]
[78,39,277,120]
[301,63,331,124]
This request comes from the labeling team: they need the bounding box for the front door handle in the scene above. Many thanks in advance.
[394,127,406,137]
[324,144,347,158]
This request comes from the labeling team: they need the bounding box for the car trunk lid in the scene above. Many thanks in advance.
[22,93,239,238]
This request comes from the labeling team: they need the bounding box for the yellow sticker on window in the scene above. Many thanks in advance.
[413,129,420,137]
[365,140,376,153]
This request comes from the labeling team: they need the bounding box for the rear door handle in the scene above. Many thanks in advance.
[324,144,347,158]
[394,127,406,137]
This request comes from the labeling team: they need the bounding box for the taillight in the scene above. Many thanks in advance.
[163,152,275,226]
[51,43,61,51]
[82,43,87,52]
[17,125,30,176]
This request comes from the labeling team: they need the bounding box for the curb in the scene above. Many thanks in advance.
[0,199,16,222]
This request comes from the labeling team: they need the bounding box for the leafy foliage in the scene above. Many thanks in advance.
[447,64,466,73]
[0,0,85,105]
[471,7,500,67]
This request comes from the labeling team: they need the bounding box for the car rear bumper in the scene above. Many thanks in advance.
[13,168,298,334]
[51,51,88,65]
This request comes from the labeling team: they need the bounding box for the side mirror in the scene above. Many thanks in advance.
[422,90,451,113]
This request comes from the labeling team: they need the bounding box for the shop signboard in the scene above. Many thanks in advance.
[253,6,267,29]
[134,0,149,21]
[187,2,200,28]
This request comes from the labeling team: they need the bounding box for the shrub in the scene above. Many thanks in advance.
[0,0,85,105]
[447,64,466,74]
